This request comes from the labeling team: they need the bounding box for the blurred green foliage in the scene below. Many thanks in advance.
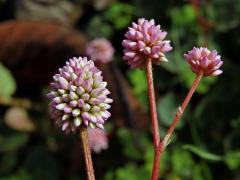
[127,69,148,110]
[0,0,240,179]
[0,63,16,97]
[87,2,135,38]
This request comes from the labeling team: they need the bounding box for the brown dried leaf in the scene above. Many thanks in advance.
[4,107,35,132]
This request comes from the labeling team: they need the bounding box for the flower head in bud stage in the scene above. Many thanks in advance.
[88,128,108,153]
[184,47,223,76]
[47,57,113,133]
[86,38,115,64]
[122,18,172,68]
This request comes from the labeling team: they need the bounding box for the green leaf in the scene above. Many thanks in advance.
[171,147,194,177]
[183,145,222,161]
[104,171,115,180]
[0,170,33,180]
[117,128,142,159]
[87,16,113,38]
[181,5,196,23]
[161,50,188,73]
[179,68,216,94]
[115,163,148,180]
[104,2,134,29]
[127,69,148,110]
[157,93,183,128]
[230,116,240,129]
[128,70,147,94]
[169,5,196,26]
[0,133,28,152]
[224,151,240,170]
[0,63,16,97]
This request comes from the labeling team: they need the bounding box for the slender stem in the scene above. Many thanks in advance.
[146,58,161,146]
[162,73,203,148]
[145,58,161,180]
[152,147,162,180]
[80,127,95,180]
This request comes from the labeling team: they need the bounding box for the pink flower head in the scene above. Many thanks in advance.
[47,57,113,133]
[88,128,108,153]
[184,47,223,76]
[122,18,172,68]
[86,38,115,64]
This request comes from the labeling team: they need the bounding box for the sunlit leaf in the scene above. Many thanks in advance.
[0,63,16,97]
[179,68,217,94]
[224,151,240,170]
[183,145,222,161]
[127,69,148,110]
[169,5,196,25]
[115,163,148,180]
[105,2,134,29]
[171,147,195,177]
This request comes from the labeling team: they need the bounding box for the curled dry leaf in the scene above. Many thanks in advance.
[4,107,35,132]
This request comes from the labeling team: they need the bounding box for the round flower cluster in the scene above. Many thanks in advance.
[47,57,112,133]
[88,128,108,153]
[86,38,115,64]
[122,18,172,68]
[184,47,223,76]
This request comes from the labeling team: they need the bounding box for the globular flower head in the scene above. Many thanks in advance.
[184,47,223,76]
[122,18,172,68]
[86,38,115,64]
[47,57,113,133]
[88,128,108,153]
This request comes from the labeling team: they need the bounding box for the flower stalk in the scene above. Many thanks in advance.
[147,70,203,180]
[145,58,161,180]
[80,126,95,180]
[162,73,203,148]
[122,17,223,180]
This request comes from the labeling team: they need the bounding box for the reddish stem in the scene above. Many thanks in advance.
[162,73,203,148]
[146,58,202,179]
[80,127,95,180]
[145,58,161,180]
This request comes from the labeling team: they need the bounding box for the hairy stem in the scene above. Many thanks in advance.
[80,127,95,180]
[145,58,161,180]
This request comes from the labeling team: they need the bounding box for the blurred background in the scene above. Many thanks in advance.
[0,0,239,179]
